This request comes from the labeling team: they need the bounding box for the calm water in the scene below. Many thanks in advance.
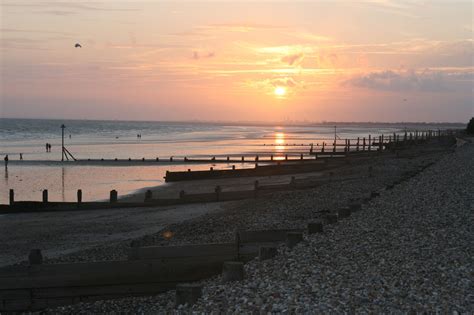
[0,118,461,204]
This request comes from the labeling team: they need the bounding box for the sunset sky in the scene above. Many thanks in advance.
[1,0,473,122]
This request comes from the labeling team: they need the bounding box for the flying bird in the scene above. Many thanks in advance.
[75,43,82,48]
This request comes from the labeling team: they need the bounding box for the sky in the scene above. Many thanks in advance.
[1,0,473,122]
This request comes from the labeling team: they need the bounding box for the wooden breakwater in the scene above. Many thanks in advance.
[164,130,456,182]
[164,159,332,182]
[1,173,340,214]
[0,228,310,312]
[2,134,456,215]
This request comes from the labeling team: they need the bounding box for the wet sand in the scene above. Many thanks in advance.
[0,202,226,267]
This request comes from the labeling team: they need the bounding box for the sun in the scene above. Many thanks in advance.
[274,86,286,97]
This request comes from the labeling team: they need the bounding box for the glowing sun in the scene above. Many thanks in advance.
[274,86,286,97]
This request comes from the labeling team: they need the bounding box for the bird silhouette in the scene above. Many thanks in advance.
[75,43,82,48]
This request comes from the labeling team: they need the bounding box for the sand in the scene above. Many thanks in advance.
[0,202,226,267]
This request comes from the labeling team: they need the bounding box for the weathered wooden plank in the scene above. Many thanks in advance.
[129,243,237,260]
[2,298,32,311]
[0,257,224,289]
[31,282,176,299]
[237,229,304,244]
[0,289,31,300]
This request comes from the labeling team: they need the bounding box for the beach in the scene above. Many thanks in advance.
[0,121,471,313]
[40,136,473,314]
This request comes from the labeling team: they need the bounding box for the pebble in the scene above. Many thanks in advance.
[45,141,473,313]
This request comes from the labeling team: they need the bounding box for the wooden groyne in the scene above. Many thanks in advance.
[1,132,457,214]
[164,160,331,182]
[164,130,455,182]
[0,227,315,312]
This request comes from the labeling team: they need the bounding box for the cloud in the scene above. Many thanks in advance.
[281,53,304,66]
[344,69,474,92]
[205,23,285,32]
[0,28,75,36]
[270,77,298,87]
[2,1,139,12]
[192,51,215,60]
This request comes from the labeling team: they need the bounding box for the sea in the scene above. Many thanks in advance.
[0,118,463,204]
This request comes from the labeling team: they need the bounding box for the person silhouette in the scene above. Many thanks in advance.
[4,155,8,168]
[20,153,23,160]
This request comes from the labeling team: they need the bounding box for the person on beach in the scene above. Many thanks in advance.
[20,153,23,160]
[4,155,8,168]
[46,143,49,152]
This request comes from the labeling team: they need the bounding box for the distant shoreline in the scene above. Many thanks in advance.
[0,117,466,127]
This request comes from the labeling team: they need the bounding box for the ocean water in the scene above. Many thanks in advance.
[0,118,461,204]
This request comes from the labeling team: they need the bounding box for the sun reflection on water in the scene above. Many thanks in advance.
[275,132,285,151]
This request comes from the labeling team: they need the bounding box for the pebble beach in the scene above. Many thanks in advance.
[41,138,473,313]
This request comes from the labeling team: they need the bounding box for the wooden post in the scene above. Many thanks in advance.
[362,137,366,151]
[322,142,325,153]
[285,154,288,160]
[347,139,351,153]
[333,140,336,153]
[222,261,244,282]
[259,247,277,260]
[215,186,221,201]
[175,284,202,307]
[28,249,43,265]
[270,155,273,161]
[144,190,152,201]
[255,155,259,161]
[61,124,65,162]
[232,165,235,170]
[300,153,303,160]
[110,190,118,203]
[308,222,323,234]
[42,189,48,203]
[286,232,303,249]
[9,189,14,205]
[242,156,244,161]
[77,189,82,204]
[368,135,371,151]
[227,156,230,161]
[356,137,360,151]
